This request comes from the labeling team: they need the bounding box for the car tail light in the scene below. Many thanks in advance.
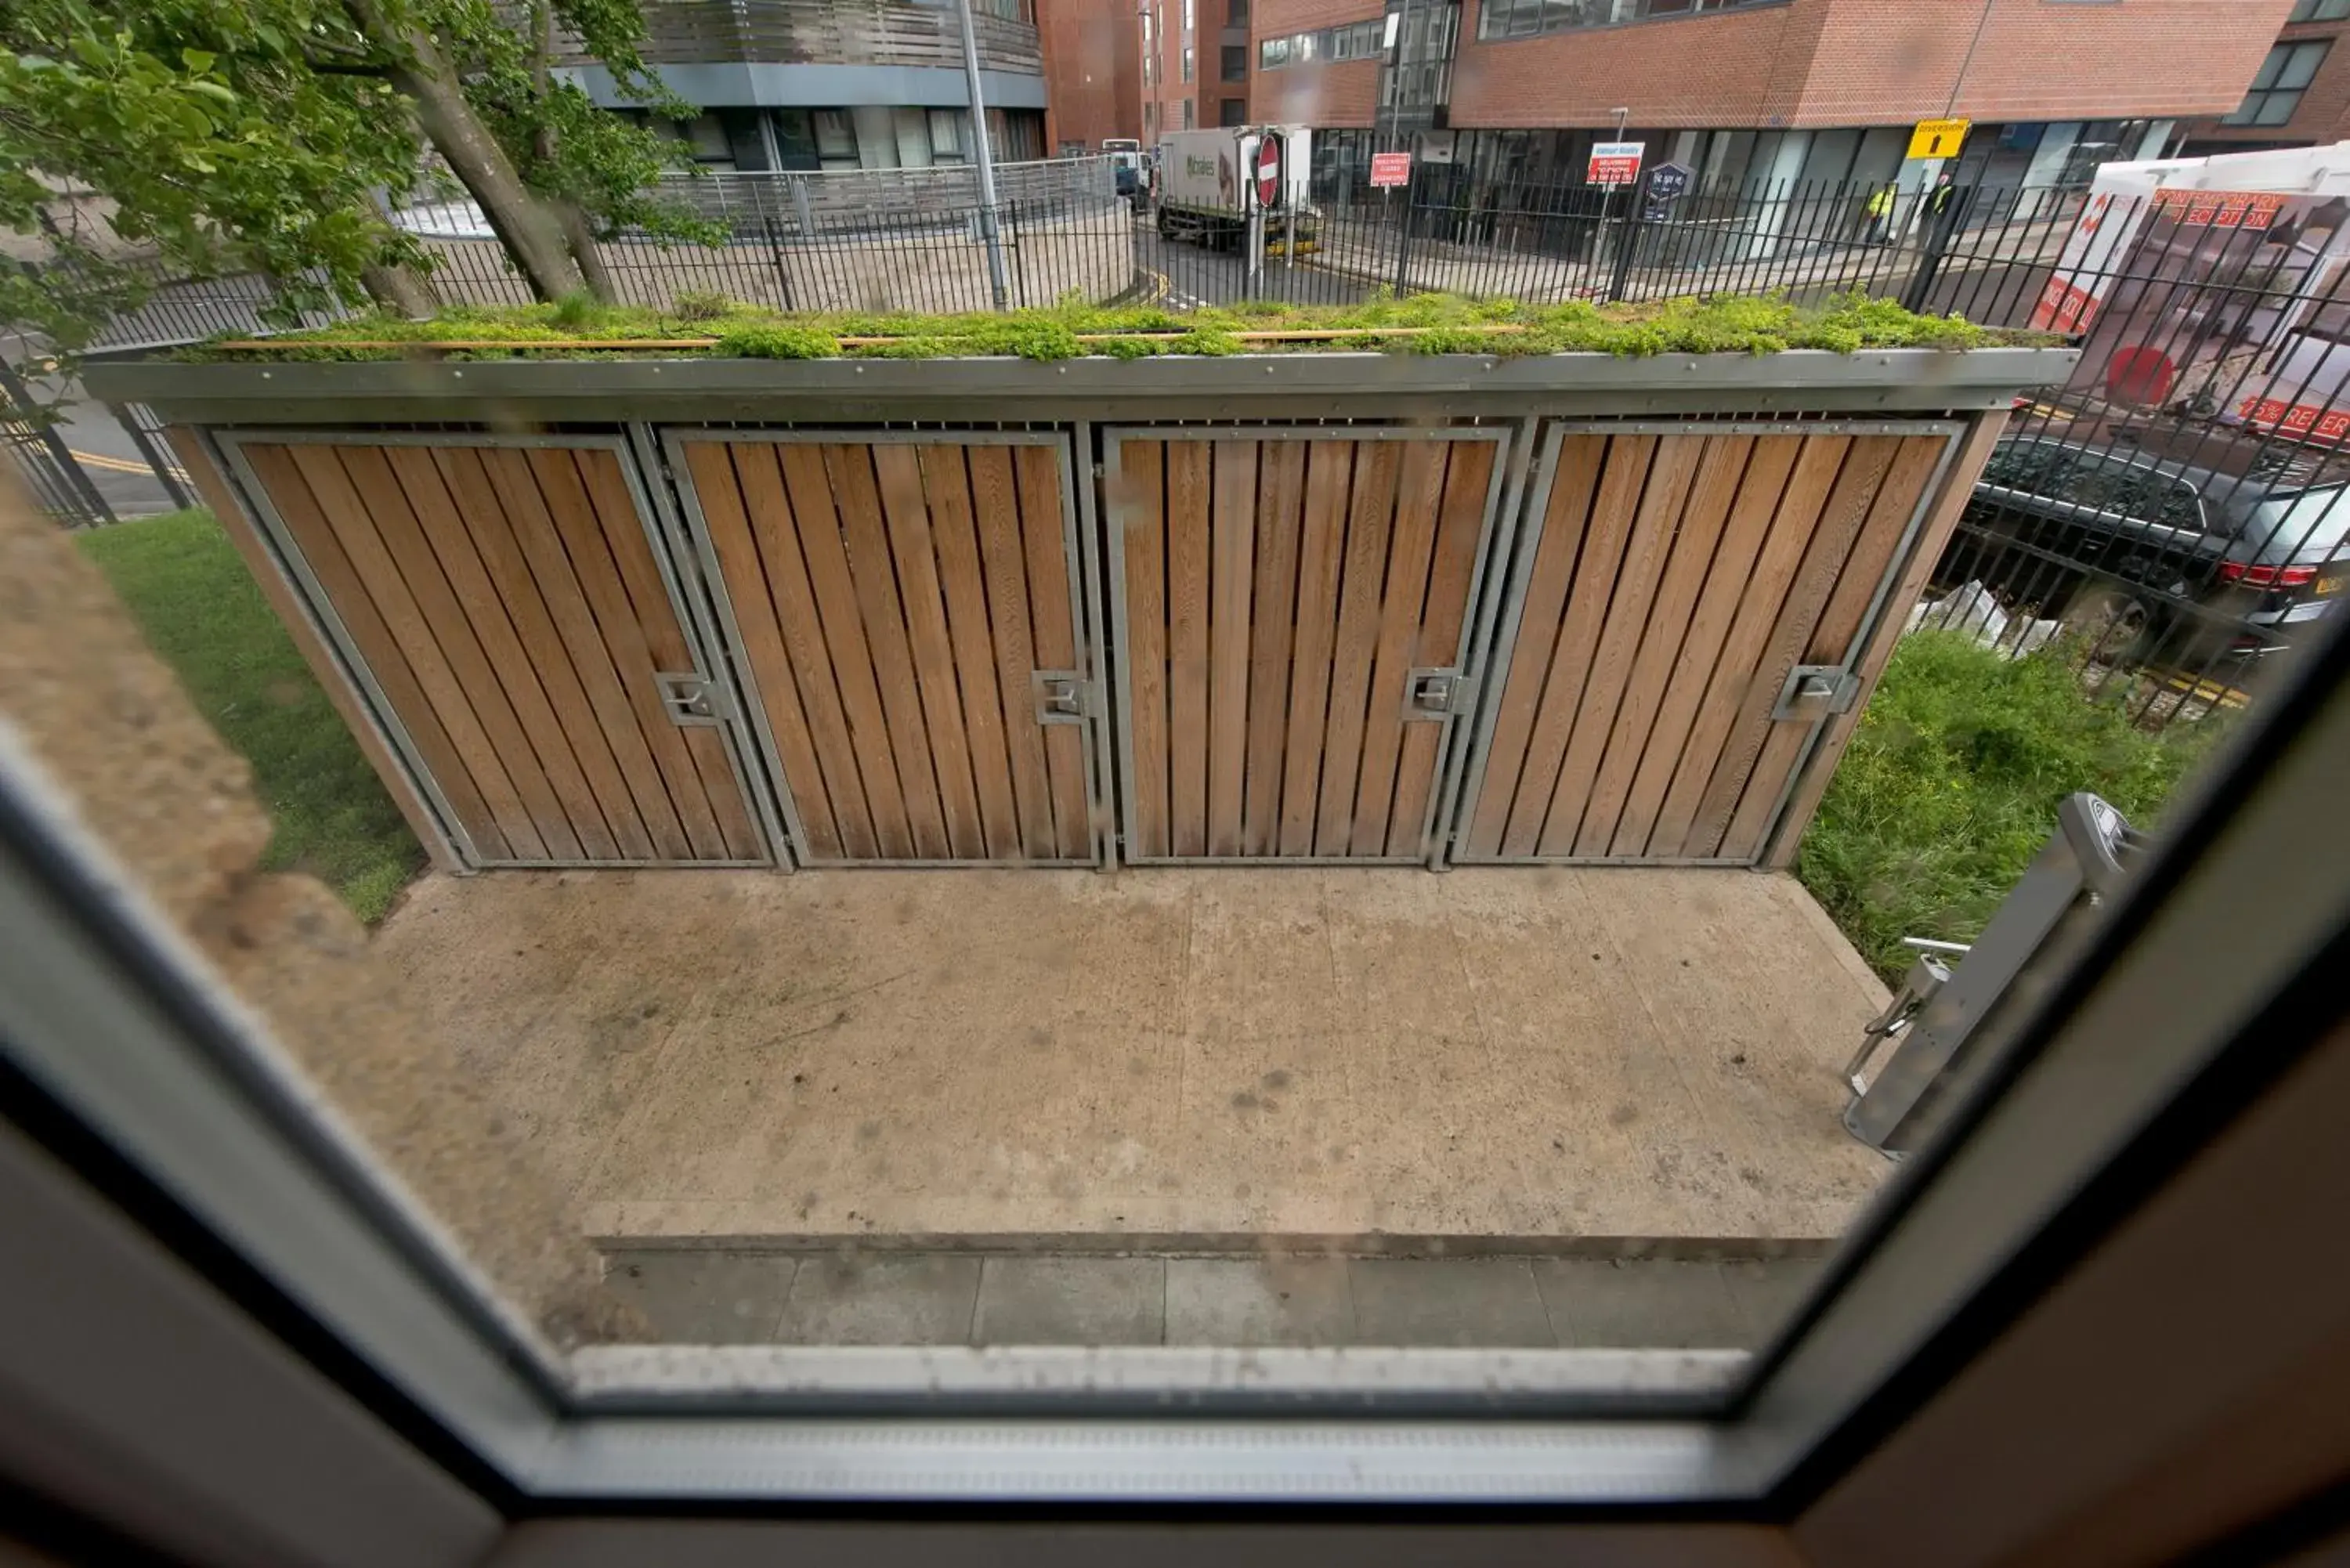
[2218,562,2319,589]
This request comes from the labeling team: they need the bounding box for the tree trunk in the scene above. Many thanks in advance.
[345,0,585,302]
[528,0,616,302]
[360,261,438,317]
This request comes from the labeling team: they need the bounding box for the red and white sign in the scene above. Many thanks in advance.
[1253,131,1284,210]
[2239,395,2350,446]
[1369,151,1412,189]
[2152,187,2289,229]
[1587,141,1645,187]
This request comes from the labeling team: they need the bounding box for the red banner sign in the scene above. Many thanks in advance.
[1587,141,1645,186]
[1369,151,1412,188]
[2239,394,2350,445]
[2153,188,2289,229]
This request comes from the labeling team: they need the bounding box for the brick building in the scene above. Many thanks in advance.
[1143,0,1255,139]
[1249,0,2294,201]
[1039,0,1144,152]
[2179,0,2350,155]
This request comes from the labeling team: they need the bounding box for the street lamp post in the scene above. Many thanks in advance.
[954,0,1011,310]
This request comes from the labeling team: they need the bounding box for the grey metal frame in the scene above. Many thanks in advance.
[1444,418,1965,869]
[1100,422,1514,867]
[657,426,1108,869]
[210,428,777,872]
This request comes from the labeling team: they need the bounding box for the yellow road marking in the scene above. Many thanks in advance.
[70,447,187,479]
[2160,672,2251,710]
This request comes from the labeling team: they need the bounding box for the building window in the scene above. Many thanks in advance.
[1220,97,1246,125]
[1227,0,1249,22]
[928,109,968,164]
[2225,40,2332,127]
[812,108,859,170]
[2290,0,2350,21]
[1183,44,1194,78]
[1184,0,1194,30]
[1221,44,1247,80]
[1256,17,1385,68]
[1477,0,1777,43]
[1183,97,1195,128]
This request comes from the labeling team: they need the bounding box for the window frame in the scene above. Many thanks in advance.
[2224,39,2333,128]
[4,450,2348,1503]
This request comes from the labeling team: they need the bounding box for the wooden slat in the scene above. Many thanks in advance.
[1537,434,1704,857]
[969,444,1060,860]
[1116,441,1170,859]
[1608,435,1802,858]
[1314,439,1400,855]
[172,432,456,873]
[1717,432,1951,862]
[1277,441,1352,858]
[341,445,579,862]
[917,446,1022,861]
[572,448,763,862]
[432,446,658,861]
[1014,444,1092,862]
[1462,434,1604,858]
[1764,415,2008,869]
[1499,434,1657,857]
[823,443,950,858]
[243,442,505,858]
[1350,439,1448,856]
[1644,435,1850,860]
[528,448,732,861]
[281,444,544,859]
[1389,439,1496,858]
[1684,435,1905,858]
[1163,440,1212,858]
[1571,435,1753,857]
[1242,441,1307,856]
[776,443,913,858]
[1206,439,1257,856]
[873,444,985,859]
[684,443,849,860]
[472,448,692,860]
[382,446,615,859]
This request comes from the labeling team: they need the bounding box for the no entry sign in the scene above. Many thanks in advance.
[1587,140,1645,187]
[1370,151,1412,188]
[1254,131,1285,209]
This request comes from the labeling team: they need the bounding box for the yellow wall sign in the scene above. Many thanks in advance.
[1908,117,1971,161]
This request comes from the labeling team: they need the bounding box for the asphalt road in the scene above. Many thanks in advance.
[2,345,184,522]
[1128,219,1374,312]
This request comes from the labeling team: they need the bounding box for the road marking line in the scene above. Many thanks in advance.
[2159,672,2251,710]
[69,448,172,477]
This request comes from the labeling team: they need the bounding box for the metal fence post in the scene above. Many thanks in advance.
[1391,177,1414,297]
[105,403,192,510]
[0,357,114,526]
[1607,202,1643,304]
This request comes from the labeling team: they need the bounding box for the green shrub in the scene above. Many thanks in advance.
[671,289,734,322]
[1795,632,2229,981]
[714,321,842,359]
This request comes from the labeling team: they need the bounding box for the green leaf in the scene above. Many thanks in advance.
[181,47,215,72]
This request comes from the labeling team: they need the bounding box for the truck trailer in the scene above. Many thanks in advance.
[1150,125,1319,254]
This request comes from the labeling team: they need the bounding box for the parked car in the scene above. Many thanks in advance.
[1944,434,2350,667]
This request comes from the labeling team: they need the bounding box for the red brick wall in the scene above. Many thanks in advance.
[2180,16,2350,150]
[1039,0,1142,150]
[1249,0,1383,125]
[1802,0,2294,125]
[1449,0,2294,132]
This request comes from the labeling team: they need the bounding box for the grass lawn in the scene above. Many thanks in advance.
[1796,630,2230,981]
[75,509,425,923]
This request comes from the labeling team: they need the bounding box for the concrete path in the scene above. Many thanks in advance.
[602,1246,1827,1349]
[374,865,1892,1248]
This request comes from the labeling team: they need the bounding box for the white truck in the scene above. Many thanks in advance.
[1149,125,1318,254]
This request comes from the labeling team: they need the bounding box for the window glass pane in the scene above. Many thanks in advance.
[2278,42,2328,89]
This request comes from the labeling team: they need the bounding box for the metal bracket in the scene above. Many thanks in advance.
[1405,668,1470,721]
[1771,664,1861,722]
[1032,670,1090,724]
[654,671,732,726]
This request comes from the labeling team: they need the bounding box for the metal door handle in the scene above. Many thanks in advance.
[1032,670,1088,724]
[1405,667,1467,720]
[655,671,731,725]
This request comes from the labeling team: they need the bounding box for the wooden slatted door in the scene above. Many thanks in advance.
[1455,422,1956,865]
[672,432,1098,866]
[220,435,770,868]
[1106,428,1505,864]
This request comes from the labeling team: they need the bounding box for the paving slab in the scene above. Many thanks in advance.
[1722,1255,1831,1343]
[600,1251,796,1342]
[1350,1259,1557,1348]
[972,1256,1166,1346]
[775,1253,982,1346]
[375,867,1891,1246]
[1164,1257,1358,1347]
[1533,1259,1751,1349]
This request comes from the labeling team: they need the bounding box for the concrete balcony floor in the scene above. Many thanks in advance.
[374,865,1894,1252]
